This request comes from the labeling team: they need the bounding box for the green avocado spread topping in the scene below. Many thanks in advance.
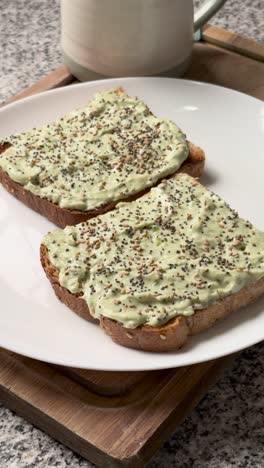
[43,174,264,329]
[0,88,189,211]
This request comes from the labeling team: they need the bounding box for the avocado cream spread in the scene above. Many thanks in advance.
[43,174,264,329]
[0,88,189,211]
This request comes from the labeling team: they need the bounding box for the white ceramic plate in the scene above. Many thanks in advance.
[0,77,264,370]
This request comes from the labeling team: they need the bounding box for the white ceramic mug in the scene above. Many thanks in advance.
[61,0,227,80]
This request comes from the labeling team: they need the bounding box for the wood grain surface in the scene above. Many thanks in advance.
[0,349,233,468]
[186,42,264,99]
[203,24,264,62]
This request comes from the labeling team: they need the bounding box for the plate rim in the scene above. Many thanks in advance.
[0,76,263,370]
[1,76,263,116]
[0,328,263,371]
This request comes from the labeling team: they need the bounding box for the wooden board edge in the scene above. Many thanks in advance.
[203,24,264,62]
[0,349,236,467]
[136,354,236,466]
[1,26,262,110]
[56,366,148,396]
[2,65,74,107]
[0,349,138,467]
[0,385,125,468]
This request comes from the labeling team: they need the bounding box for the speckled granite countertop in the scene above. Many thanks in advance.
[0,1,263,467]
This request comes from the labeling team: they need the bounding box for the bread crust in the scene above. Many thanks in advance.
[0,142,204,228]
[40,244,264,352]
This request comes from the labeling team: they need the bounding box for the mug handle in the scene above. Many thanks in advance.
[194,0,228,31]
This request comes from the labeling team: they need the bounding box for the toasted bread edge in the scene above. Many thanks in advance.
[0,142,204,228]
[40,244,264,352]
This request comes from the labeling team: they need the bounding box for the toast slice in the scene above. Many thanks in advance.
[41,174,264,352]
[0,88,204,227]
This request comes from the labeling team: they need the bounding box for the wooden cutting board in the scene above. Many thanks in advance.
[0,25,263,468]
